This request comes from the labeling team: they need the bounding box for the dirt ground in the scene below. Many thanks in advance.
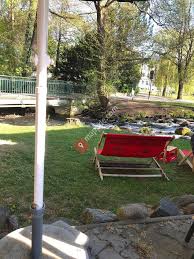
[109,97,185,117]
[0,113,65,126]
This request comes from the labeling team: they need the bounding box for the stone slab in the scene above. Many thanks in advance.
[0,224,89,259]
[80,218,194,259]
[98,247,123,259]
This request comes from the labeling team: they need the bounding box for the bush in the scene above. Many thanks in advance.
[118,113,134,123]
[139,127,153,135]
[136,112,147,120]
[170,109,194,119]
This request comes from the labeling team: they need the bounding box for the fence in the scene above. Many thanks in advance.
[0,75,84,96]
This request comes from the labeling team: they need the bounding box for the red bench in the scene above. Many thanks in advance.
[94,133,174,180]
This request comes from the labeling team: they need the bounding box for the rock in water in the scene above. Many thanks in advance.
[151,198,180,217]
[179,120,190,127]
[81,208,117,224]
[175,127,192,136]
[117,204,149,220]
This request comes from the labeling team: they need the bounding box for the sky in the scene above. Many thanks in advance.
[68,0,95,14]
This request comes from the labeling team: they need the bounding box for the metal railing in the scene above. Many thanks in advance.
[0,75,84,96]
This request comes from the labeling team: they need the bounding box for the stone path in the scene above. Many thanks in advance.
[78,218,194,259]
[1,218,194,258]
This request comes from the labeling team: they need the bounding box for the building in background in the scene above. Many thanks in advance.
[138,64,157,93]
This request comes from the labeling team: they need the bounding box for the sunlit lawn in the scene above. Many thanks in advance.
[0,124,193,225]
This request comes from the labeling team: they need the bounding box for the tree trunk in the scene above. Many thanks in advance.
[177,62,184,99]
[162,75,167,97]
[177,79,184,99]
[22,0,37,76]
[95,1,109,109]
[54,24,62,77]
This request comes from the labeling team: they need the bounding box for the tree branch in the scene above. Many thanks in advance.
[105,0,116,8]
[49,9,75,20]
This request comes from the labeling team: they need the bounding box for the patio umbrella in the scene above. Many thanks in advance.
[31,0,49,258]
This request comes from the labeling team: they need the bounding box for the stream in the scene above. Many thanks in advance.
[88,119,194,139]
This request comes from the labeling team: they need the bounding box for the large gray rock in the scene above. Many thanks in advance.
[182,203,194,215]
[0,207,9,229]
[117,204,149,220]
[0,224,89,259]
[52,220,73,228]
[179,120,190,127]
[81,208,117,224]
[89,239,109,257]
[7,215,19,231]
[120,246,140,259]
[98,247,123,259]
[172,195,194,208]
[151,198,181,218]
[51,221,89,247]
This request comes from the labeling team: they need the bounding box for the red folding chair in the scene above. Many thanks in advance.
[94,133,174,180]
[156,145,178,163]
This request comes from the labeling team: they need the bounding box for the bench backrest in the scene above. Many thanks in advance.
[100,133,173,158]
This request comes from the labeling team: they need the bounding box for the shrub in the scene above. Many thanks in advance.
[135,112,147,120]
[139,127,153,135]
[170,109,194,119]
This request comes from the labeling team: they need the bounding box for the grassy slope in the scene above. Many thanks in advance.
[0,124,193,225]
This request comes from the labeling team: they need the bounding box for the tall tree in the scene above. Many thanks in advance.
[92,0,149,107]
[151,0,194,99]
[22,0,37,76]
[154,58,177,96]
[93,0,113,108]
[0,0,28,75]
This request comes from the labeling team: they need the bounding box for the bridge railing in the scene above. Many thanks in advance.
[0,75,80,96]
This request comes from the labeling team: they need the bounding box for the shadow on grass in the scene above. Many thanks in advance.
[0,125,193,225]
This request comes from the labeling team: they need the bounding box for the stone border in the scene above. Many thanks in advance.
[77,214,194,231]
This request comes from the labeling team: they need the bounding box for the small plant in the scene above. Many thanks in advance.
[119,113,134,123]
[139,127,153,135]
[112,125,121,131]
[136,112,147,120]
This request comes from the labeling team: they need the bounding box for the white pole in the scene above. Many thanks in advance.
[31,1,49,257]
[34,0,49,210]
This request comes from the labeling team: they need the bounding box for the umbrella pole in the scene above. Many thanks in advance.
[31,0,49,258]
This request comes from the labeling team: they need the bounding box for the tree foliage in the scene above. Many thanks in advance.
[150,0,194,99]
[54,1,149,100]
[154,58,177,96]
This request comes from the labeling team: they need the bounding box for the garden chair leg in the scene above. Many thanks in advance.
[185,222,194,243]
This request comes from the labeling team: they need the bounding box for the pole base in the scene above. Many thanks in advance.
[31,204,45,259]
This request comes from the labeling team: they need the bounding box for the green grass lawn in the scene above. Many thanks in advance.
[0,123,193,226]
